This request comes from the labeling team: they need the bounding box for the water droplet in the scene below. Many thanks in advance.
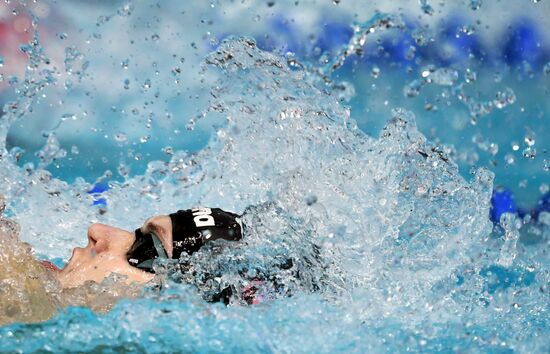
[117,2,134,16]
[253,14,261,22]
[123,78,130,90]
[419,0,434,15]
[470,0,482,10]
[511,142,520,151]
[504,153,515,165]
[0,56,4,67]
[522,147,536,159]
[371,65,380,79]
[142,78,151,90]
[162,146,174,155]
[465,68,477,83]
[71,145,79,154]
[424,103,436,111]
[459,25,476,36]
[140,135,150,143]
[540,183,549,194]
[404,80,422,97]
[524,134,535,147]
[8,76,18,86]
[493,88,516,109]
[121,58,130,69]
[412,27,432,46]
[57,32,68,40]
[405,45,416,60]
[151,34,160,42]
[61,113,76,121]
[332,0,341,4]
[544,62,550,75]
[430,68,458,86]
[114,133,127,142]
[488,143,498,156]
[544,159,550,172]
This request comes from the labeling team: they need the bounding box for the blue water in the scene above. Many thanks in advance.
[0,1,549,353]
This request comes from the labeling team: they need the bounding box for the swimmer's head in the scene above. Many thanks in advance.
[55,209,242,288]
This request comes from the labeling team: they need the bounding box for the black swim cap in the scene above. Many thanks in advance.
[126,207,243,273]
[170,207,243,260]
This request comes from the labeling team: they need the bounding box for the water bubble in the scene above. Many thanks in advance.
[544,159,550,172]
[0,56,4,67]
[332,0,341,4]
[121,58,129,69]
[71,145,79,154]
[540,183,549,194]
[151,34,160,42]
[253,14,261,22]
[57,32,68,40]
[511,142,520,151]
[123,78,130,90]
[544,62,550,76]
[140,135,150,143]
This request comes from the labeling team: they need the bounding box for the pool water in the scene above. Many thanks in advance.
[0,1,548,353]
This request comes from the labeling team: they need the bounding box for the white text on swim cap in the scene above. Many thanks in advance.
[192,207,215,228]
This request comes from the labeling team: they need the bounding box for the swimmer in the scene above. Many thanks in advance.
[51,207,244,288]
[0,205,244,324]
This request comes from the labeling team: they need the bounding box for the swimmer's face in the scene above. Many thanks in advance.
[55,216,173,289]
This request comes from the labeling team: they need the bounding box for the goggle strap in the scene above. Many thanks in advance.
[151,231,168,259]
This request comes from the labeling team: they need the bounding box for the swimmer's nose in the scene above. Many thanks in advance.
[87,223,130,254]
